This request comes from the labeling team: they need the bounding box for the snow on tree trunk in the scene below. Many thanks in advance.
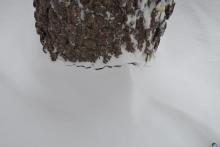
[34,0,175,69]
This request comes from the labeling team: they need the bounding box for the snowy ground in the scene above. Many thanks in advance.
[0,0,220,147]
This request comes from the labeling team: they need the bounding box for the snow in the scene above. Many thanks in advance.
[0,0,220,147]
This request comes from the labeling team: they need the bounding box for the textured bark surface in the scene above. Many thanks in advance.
[34,0,175,67]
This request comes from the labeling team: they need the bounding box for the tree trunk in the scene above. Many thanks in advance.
[34,0,175,69]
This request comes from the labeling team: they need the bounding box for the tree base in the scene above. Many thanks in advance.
[34,0,175,69]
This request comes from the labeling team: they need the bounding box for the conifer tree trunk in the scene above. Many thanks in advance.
[34,0,175,69]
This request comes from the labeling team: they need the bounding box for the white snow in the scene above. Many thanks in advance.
[0,0,220,147]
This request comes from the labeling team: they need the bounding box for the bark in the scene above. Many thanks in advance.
[34,0,175,68]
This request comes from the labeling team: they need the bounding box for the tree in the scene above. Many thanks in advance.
[34,0,175,69]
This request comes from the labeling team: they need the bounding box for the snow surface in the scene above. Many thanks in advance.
[0,0,220,147]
